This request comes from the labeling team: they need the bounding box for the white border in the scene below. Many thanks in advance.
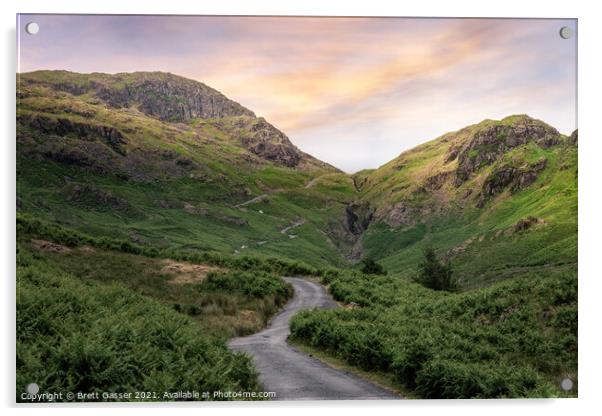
[2,1,600,415]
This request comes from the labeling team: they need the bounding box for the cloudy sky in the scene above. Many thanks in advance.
[18,15,577,172]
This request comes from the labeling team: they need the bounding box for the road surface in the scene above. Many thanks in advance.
[228,277,400,400]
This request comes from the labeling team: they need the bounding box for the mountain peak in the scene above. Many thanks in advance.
[18,70,339,173]
[359,114,572,228]
[445,115,562,184]
[20,70,255,122]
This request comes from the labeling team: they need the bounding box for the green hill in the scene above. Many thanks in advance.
[355,115,577,287]
[17,70,356,268]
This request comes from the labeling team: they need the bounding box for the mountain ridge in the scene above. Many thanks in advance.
[18,70,339,175]
[16,70,577,286]
[19,70,256,120]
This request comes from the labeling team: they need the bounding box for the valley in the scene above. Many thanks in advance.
[16,70,577,400]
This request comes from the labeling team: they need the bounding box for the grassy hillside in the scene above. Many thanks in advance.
[356,115,577,287]
[16,213,307,401]
[23,243,292,340]
[17,246,268,402]
[17,71,358,268]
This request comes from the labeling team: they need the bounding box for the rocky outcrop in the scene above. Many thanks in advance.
[445,236,476,259]
[183,203,208,216]
[23,71,255,122]
[449,116,559,185]
[98,77,254,122]
[18,113,204,182]
[20,114,127,155]
[419,171,452,192]
[477,157,547,207]
[41,141,116,172]
[514,216,544,232]
[444,146,460,164]
[320,201,375,260]
[569,129,578,146]
[345,202,374,235]
[65,184,130,212]
[239,118,303,167]
[379,201,416,228]
[217,214,249,227]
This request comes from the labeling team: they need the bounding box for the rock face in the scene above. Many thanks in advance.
[66,184,130,212]
[239,118,303,167]
[20,114,127,155]
[22,71,255,122]
[18,113,204,182]
[326,201,375,260]
[379,201,416,228]
[477,157,547,207]
[448,116,559,185]
[215,116,336,170]
[419,171,452,192]
[514,216,544,232]
[569,129,578,145]
[345,202,374,235]
[97,75,254,122]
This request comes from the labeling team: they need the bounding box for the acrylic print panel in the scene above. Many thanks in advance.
[16,14,577,402]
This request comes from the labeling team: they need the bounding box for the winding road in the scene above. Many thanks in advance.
[228,277,400,400]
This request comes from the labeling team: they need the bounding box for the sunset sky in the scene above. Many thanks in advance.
[17,15,577,172]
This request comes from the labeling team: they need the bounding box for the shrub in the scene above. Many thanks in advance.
[201,270,291,302]
[321,268,342,285]
[360,257,387,275]
[414,246,457,291]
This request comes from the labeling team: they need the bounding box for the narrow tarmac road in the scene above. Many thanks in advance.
[228,277,400,400]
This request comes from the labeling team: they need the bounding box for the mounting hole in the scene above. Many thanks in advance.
[26,383,39,395]
[559,26,573,40]
[560,377,573,391]
[25,22,39,35]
